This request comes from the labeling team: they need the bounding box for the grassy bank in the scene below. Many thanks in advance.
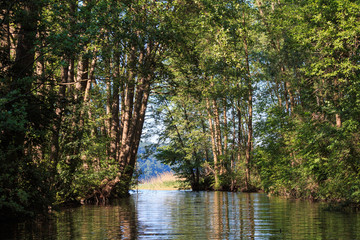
[135,172,189,190]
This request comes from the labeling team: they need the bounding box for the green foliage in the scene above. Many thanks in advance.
[253,0,360,204]
[0,87,55,219]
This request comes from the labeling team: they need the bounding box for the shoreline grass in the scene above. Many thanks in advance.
[135,172,189,190]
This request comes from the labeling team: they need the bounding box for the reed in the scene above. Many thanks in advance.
[136,171,187,190]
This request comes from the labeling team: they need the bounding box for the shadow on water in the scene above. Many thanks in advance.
[1,190,360,239]
[0,197,138,240]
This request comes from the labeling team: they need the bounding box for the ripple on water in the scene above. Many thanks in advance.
[1,190,360,239]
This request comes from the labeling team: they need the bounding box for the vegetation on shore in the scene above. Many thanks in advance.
[135,172,189,191]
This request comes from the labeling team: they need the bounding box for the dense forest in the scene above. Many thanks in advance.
[1,0,359,219]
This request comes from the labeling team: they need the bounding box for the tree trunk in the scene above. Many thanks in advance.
[119,75,151,192]
[119,47,136,174]
[222,97,228,174]
[117,41,157,194]
[212,99,222,157]
[110,53,120,162]
[105,57,112,137]
[334,78,342,128]
[206,97,220,190]
[0,6,11,72]
[8,2,37,164]
[245,85,253,190]
[84,54,97,103]
[243,17,252,191]
[50,60,68,170]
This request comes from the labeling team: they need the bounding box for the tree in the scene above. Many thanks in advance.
[0,0,56,218]
[255,0,360,202]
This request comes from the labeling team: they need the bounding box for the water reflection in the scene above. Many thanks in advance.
[59,197,138,239]
[2,190,360,239]
[1,197,138,240]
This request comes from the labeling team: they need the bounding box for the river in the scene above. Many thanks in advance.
[2,190,360,239]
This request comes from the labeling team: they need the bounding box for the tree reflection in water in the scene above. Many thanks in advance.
[1,197,138,240]
[2,190,360,239]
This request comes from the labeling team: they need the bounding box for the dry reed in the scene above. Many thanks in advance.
[136,171,185,190]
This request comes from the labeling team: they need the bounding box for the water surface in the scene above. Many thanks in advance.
[2,190,360,239]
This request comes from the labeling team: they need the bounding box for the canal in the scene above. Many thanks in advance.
[2,190,360,239]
